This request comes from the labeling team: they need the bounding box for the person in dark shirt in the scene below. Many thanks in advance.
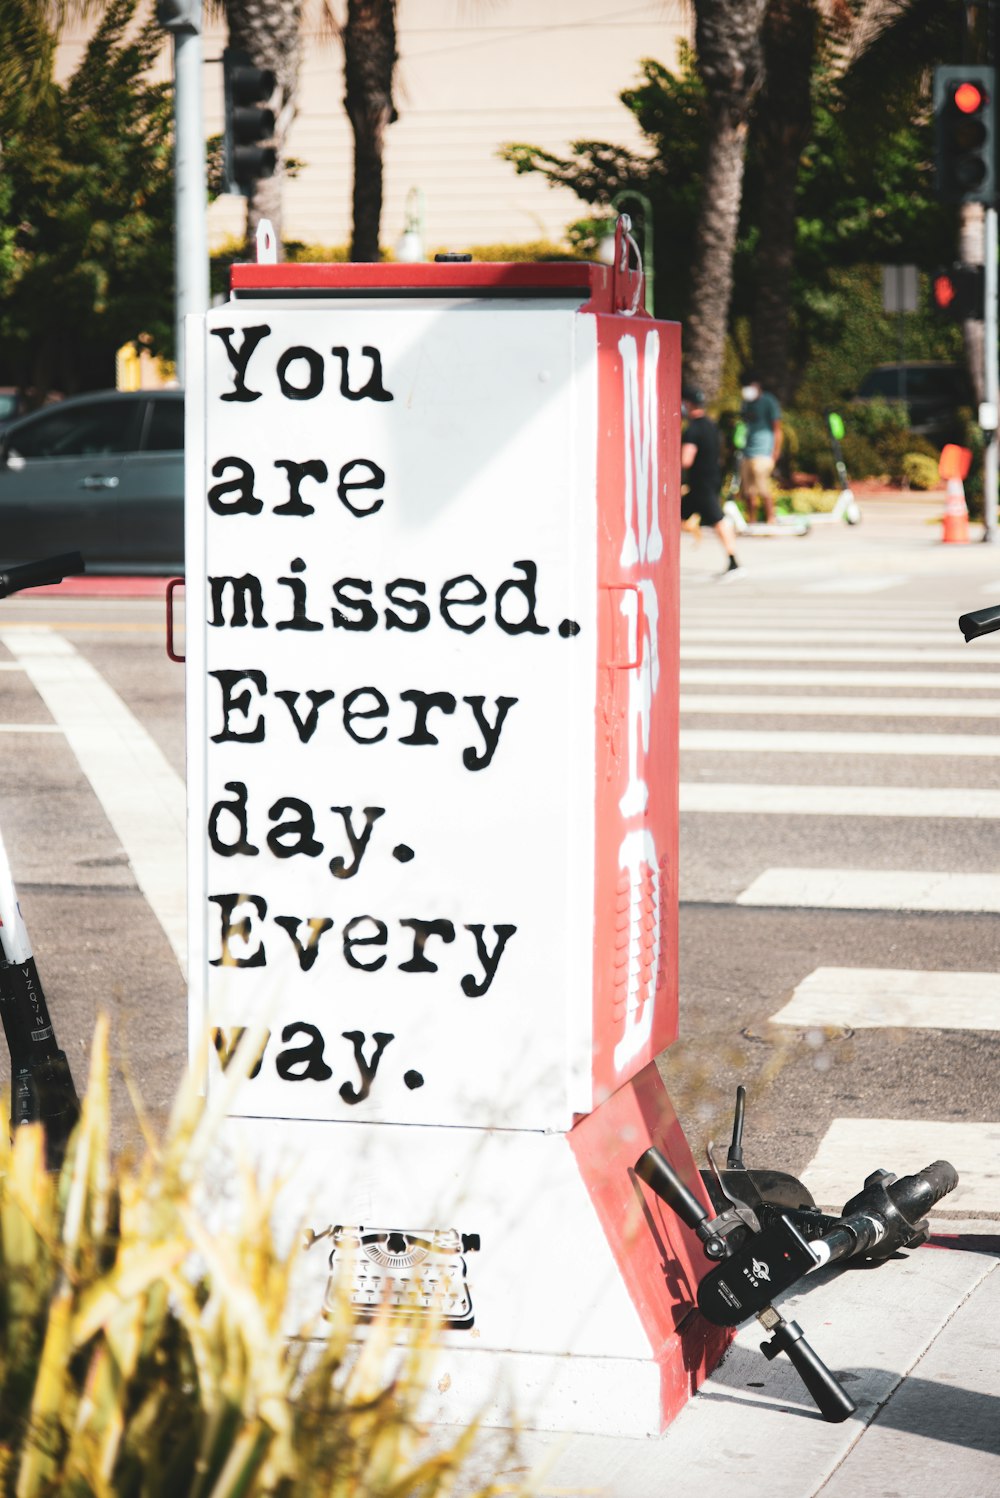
[680,385,738,576]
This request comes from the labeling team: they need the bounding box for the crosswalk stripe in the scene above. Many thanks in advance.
[684,629,965,645]
[802,1119,1000,1213]
[0,724,62,733]
[679,784,1000,818]
[683,646,983,663]
[735,868,1000,913]
[769,967,999,1030]
[680,695,1000,718]
[680,728,1000,756]
[681,668,1000,689]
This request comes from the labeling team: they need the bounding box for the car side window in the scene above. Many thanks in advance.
[143,399,185,452]
[7,400,140,459]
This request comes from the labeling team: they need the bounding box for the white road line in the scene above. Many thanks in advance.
[736,867,1000,913]
[0,628,187,972]
[770,967,999,1030]
[683,646,979,662]
[680,694,1000,718]
[0,662,26,672]
[679,784,1000,818]
[0,724,62,733]
[681,668,1000,688]
[680,729,1000,756]
[802,1119,1000,1213]
[684,629,965,645]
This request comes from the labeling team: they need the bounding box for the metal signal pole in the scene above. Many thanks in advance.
[158,1,210,386]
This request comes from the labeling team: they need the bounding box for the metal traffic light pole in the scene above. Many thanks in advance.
[984,203,998,542]
[158,1,210,387]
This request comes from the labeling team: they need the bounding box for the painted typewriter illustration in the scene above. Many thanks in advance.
[324,1227,479,1328]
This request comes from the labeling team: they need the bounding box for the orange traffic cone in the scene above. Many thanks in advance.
[940,444,971,545]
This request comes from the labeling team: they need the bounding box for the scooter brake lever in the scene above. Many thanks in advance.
[706,1140,761,1236]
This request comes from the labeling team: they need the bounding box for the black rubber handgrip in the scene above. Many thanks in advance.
[887,1160,959,1220]
[634,1148,709,1233]
[763,1319,856,1424]
[0,552,85,599]
[959,605,1000,642]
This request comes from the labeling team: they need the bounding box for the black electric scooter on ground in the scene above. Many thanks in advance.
[0,554,84,1168]
[635,1086,958,1423]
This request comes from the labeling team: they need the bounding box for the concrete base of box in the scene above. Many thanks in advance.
[208,1061,727,1434]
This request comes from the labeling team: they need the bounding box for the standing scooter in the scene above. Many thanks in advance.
[0,553,84,1168]
[802,408,861,526]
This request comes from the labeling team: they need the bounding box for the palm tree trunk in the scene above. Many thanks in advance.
[750,0,816,405]
[686,0,767,398]
[225,0,304,256]
[343,0,397,263]
[686,111,751,396]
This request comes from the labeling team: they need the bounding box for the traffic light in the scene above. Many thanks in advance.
[933,65,996,204]
[931,264,985,321]
[223,48,277,197]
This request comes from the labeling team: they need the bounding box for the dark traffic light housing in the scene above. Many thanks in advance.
[933,65,996,204]
[223,48,277,197]
[931,264,986,321]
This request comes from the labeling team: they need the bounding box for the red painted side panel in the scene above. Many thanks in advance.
[590,316,681,1105]
[569,1061,730,1426]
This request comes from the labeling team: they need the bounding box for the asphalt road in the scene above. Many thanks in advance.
[664,494,1000,1216]
[0,497,998,1224]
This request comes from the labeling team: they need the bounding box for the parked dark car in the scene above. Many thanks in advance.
[851,361,973,444]
[0,389,183,573]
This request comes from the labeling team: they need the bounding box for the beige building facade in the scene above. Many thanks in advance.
[60,0,691,256]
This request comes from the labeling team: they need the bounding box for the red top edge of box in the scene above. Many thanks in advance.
[229,259,638,315]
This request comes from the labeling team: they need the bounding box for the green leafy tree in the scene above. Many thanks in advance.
[0,0,173,399]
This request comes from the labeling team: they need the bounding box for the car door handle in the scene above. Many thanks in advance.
[80,475,119,490]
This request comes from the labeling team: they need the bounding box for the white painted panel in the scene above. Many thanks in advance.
[679,784,1000,818]
[680,729,1000,756]
[803,1118,1000,1213]
[192,302,597,1130]
[736,868,1000,913]
[771,967,1000,1030]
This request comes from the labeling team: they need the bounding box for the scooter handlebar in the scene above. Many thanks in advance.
[634,1148,709,1234]
[959,605,1000,642]
[0,552,85,599]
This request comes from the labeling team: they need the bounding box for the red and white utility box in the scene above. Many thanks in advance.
[185,236,724,1435]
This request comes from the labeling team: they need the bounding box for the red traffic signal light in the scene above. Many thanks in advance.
[954,81,984,114]
[932,273,957,311]
[934,65,997,203]
[931,264,984,321]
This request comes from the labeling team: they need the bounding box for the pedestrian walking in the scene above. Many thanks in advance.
[680,385,739,576]
[739,371,783,524]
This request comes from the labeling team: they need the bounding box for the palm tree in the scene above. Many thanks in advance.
[685,0,768,398]
[343,0,397,262]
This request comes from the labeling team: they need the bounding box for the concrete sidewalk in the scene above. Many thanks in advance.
[451,1220,1000,1496]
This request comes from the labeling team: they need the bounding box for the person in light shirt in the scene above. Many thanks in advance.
[738,370,783,524]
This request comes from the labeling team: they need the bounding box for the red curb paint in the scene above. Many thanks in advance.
[21,577,173,598]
